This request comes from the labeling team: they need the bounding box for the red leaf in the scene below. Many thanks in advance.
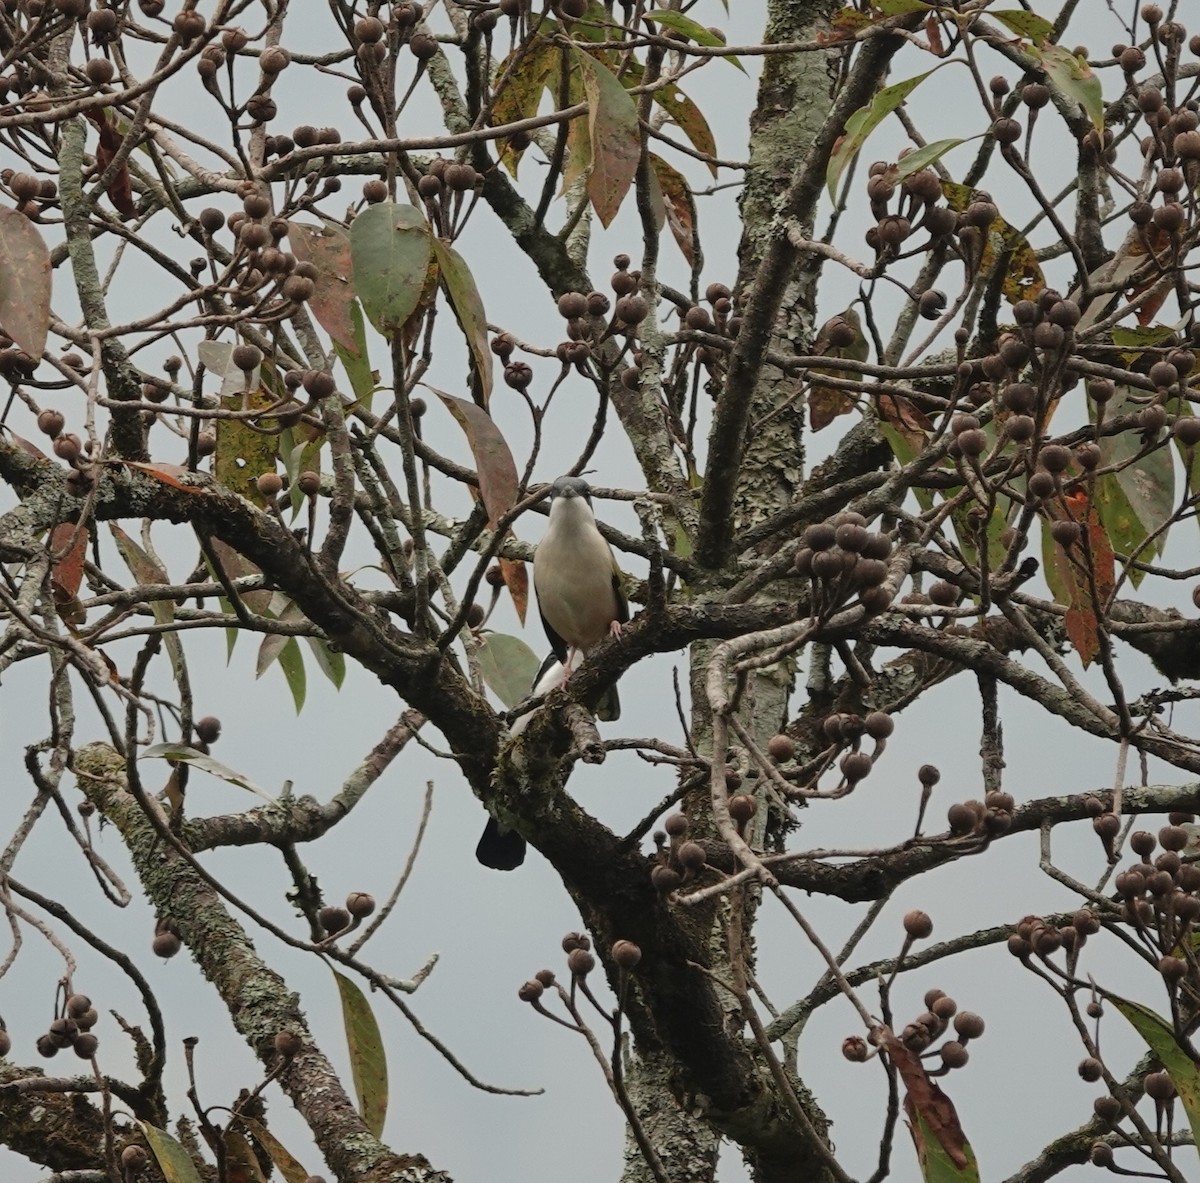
[122,460,209,493]
[648,154,696,265]
[876,392,931,453]
[1044,490,1116,667]
[50,524,88,598]
[287,221,360,354]
[50,523,88,625]
[500,556,528,626]
[882,1031,972,1171]
[84,109,135,217]
[430,389,519,529]
[808,384,853,431]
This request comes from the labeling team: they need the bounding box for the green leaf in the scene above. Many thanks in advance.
[429,387,519,528]
[350,202,433,337]
[277,636,306,713]
[0,206,50,359]
[139,1123,205,1183]
[892,138,968,180]
[576,50,641,228]
[990,9,1056,43]
[109,524,185,686]
[305,635,346,690]
[280,427,323,518]
[257,601,308,714]
[287,221,360,355]
[878,422,934,511]
[1104,992,1200,1156]
[1112,323,1175,363]
[1032,43,1104,133]
[827,70,937,200]
[141,743,274,801]
[642,10,746,72]
[236,1118,312,1183]
[477,633,544,709]
[335,300,377,410]
[647,154,697,265]
[430,239,493,405]
[332,969,388,1138]
[1094,385,1174,579]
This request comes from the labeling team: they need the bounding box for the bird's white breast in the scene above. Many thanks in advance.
[535,500,620,650]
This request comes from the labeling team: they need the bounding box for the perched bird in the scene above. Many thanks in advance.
[533,476,629,720]
[477,478,629,872]
[475,652,572,871]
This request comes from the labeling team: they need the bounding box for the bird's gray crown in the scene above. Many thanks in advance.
[550,475,591,501]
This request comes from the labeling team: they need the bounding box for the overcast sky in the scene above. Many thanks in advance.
[2,4,1197,1183]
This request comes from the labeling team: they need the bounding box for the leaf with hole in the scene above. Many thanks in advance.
[491,37,558,177]
[647,154,697,266]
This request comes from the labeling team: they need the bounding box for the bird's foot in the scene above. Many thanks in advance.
[608,620,624,640]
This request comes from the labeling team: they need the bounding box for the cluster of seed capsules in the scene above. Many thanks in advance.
[793,513,894,619]
[31,991,100,1061]
[843,987,986,1075]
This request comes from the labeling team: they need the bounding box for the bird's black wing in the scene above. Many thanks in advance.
[612,568,630,625]
[538,605,570,663]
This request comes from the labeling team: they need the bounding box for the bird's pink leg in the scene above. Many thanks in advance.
[608,620,624,639]
[561,647,579,681]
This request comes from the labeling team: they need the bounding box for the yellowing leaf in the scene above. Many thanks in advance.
[990,9,1056,43]
[236,1119,311,1183]
[138,1123,205,1183]
[332,969,388,1138]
